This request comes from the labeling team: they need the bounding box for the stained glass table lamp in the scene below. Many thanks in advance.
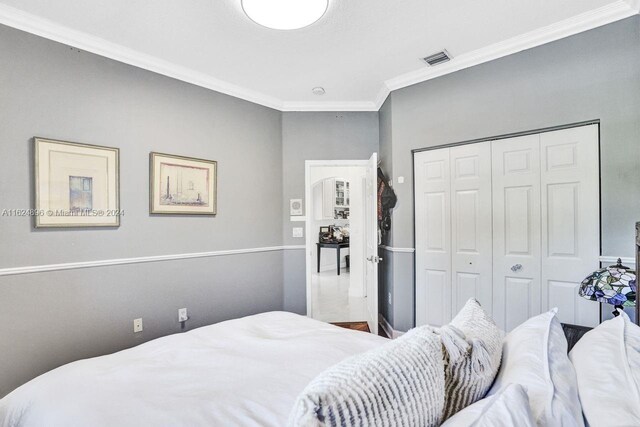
[579,258,636,317]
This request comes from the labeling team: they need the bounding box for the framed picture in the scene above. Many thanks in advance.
[290,199,303,216]
[34,137,120,228]
[149,152,217,215]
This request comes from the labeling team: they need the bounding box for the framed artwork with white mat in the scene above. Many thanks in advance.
[34,137,120,228]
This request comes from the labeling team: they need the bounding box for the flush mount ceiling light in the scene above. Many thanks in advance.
[241,0,329,30]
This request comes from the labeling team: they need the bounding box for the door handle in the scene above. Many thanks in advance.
[511,264,523,272]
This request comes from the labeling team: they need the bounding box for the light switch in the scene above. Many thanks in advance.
[293,227,304,238]
[397,176,405,184]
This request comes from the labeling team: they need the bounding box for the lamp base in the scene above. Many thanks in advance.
[612,305,624,317]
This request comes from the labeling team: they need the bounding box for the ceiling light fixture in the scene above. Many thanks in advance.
[312,87,326,96]
[241,0,329,30]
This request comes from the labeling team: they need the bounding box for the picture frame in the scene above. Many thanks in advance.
[34,137,120,228]
[290,199,303,216]
[149,152,217,215]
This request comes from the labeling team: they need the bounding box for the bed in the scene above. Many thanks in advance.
[0,312,386,427]
[2,304,637,427]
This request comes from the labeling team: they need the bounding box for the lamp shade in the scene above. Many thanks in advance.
[579,258,636,307]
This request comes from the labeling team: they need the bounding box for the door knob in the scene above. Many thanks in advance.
[511,264,523,272]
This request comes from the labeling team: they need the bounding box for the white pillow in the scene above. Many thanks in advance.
[288,326,445,426]
[438,299,504,420]
[488,309,584,426]
[569,312,640,427]
[441,383,535,427]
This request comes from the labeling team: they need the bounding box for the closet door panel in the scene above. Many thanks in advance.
[450,142,493,314]
[415,149,451,326]
[541,125,600,327]
[492,134,542,331]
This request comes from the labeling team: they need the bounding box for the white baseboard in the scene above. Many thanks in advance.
[378,314,404,339]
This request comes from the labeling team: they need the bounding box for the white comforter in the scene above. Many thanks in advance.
[0,312,387,427]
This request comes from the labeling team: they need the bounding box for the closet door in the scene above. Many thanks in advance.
[415,149,451,326]
[492,134,542,331]
[541,125,599,327]
[450,142,493,314]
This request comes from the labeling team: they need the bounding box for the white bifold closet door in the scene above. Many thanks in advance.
[415,124,600,330]
[540,126,599,327]
[493,126,599,329]
[491,134,542,331]
[415,142,493,327]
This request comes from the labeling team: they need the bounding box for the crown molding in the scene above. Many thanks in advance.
[385,1,638,93]
[0,3,286,111]
[373,85,391,110]
[0,2,637,112]
[281,100,378,112]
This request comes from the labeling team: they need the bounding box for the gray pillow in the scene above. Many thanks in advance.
[288,326,445,427]
[439,299,504,420]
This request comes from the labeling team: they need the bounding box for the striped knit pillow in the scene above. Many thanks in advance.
[288,326,445,427]
[438,299,504,421]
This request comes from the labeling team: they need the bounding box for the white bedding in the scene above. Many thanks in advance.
[0,312,387,427]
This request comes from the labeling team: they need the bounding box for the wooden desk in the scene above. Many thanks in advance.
[317,242,349,275]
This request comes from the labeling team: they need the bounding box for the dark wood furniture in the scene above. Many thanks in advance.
[317,242,349,275]
[561,323,592,352]
[636,222,639,326]
[331,322,370,333]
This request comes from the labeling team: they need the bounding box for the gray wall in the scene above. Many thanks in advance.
[3,12,638,397]
[382,16,640,331]
[281,112,379,314]
[0,25,283,397]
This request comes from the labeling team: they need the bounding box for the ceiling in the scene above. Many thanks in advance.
[0,0,638,111]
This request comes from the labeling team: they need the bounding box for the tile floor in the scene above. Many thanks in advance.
[311,270,368,323]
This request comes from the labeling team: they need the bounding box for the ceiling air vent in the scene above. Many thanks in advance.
[422,50,452,66]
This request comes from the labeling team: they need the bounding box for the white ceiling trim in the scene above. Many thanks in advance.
[380,0,638,108]
[0,2,637,112]
[0,3,287,110]
[281,101,378,112]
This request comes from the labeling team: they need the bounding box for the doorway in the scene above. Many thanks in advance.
[305,155,379,334]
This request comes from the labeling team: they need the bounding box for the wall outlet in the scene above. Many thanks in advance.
[133,318,143,333]
[178,308,188,322]
[388,292,392,305]
[292,227,304,238]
